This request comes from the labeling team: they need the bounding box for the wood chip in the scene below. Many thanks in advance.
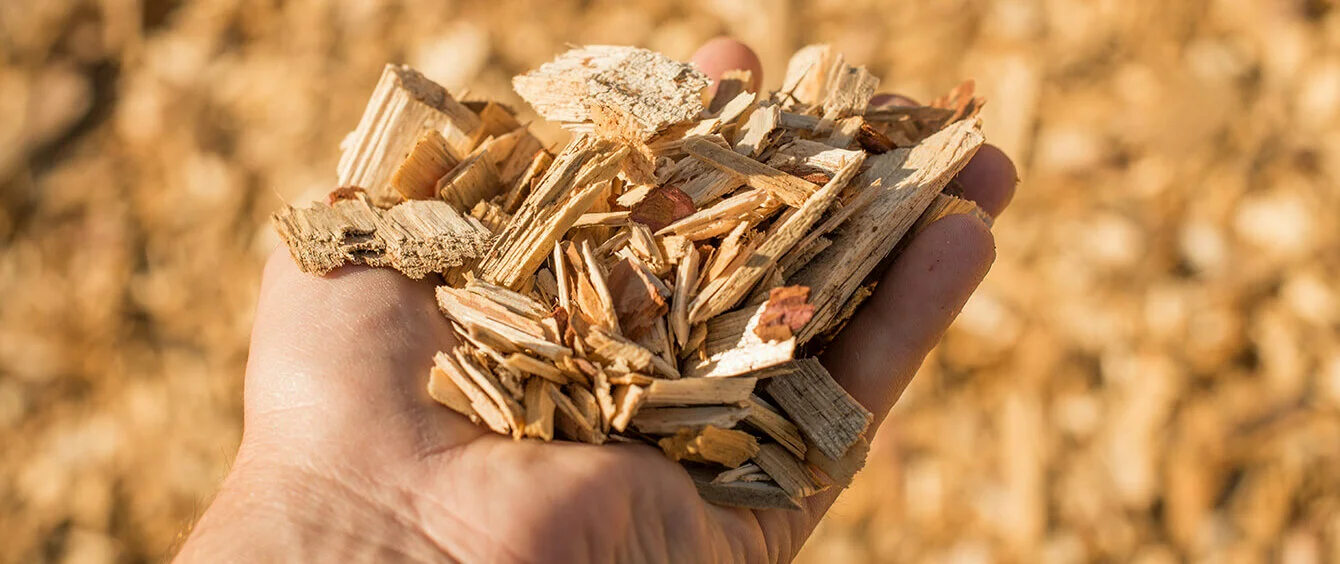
[743,396,807,459]
[273,191,491,278]
[390,130,458,201]
[685,303,796,379]
[806,435,869,488]
[478,136,629,289]
[513,46,710,141]
[523,379,556,441]
[337,64,481,207]
[753,443,825,498]
[607,257,669,340]
[791,118,984,343]
[688,153,864,323]
[690,466,801,511]
[642,376,757,407]
[762,358,871,460]
[684,137,817,208]
[631,405,750,435]
[658,425,760,468]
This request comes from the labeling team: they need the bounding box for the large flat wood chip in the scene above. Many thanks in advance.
[762,358,872,460]
[513,46,710,141]
[273,190,491,278]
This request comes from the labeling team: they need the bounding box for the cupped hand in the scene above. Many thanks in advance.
[177,38,1017,563]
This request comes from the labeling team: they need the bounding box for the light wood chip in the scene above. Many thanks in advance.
[642,377,757,407]
[273,191,491,279]
[631,405,750,435]
[523,379,556,441]
[688,153,864,324]
[391,130,458,201]
[658,425,760,468]
[743,396,807,459]
[753,443,825,498]
[337,64,480,207]
[791,118,984,343]
[513,46,710,141]
[684,137,817,208]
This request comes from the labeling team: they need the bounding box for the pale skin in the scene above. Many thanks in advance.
[177,38,1018,563]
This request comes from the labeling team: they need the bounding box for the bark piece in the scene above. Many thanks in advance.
[629,185,696,232]
[642,377,758,407]
[338,64,481,206]
[658,425,760,468]
[513,46,710,141]
[791,119,984,343]
[762,358,871,460]
[631,406,751,435]
[754,286,816,342]
[273,191,491,279]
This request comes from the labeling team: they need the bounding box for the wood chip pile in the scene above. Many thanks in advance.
[273,45,989,509]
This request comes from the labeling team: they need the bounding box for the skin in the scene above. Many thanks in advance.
[177,38,1018,563]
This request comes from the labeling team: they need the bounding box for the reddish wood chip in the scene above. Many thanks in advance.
[607,258,669,340]
[754,286,816,342]
[856,121,897,154]
[327,186,369,204]
[630,185,696,232]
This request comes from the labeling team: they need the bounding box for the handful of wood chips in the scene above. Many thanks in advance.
[273,44,990,510]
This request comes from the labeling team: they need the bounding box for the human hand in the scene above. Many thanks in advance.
[177,38,1017,563]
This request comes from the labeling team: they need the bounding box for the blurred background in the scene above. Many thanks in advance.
[2,0,1338,562]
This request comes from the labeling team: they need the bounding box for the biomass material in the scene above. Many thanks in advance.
[273,44,991,510]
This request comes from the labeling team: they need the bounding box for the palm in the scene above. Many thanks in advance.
[235,260,808,561]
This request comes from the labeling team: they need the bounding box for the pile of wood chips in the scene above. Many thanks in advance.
[274,44,990,510]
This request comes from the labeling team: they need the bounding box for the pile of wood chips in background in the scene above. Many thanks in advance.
[4,1,1339,562]
[274,45,989,509]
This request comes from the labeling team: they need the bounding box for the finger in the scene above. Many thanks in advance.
[821,213,995,428]
[689,37,764,93]
[955,143,1017,217]
[243,249,482,454]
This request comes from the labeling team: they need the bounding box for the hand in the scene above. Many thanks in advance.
[177,38,1017,563]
